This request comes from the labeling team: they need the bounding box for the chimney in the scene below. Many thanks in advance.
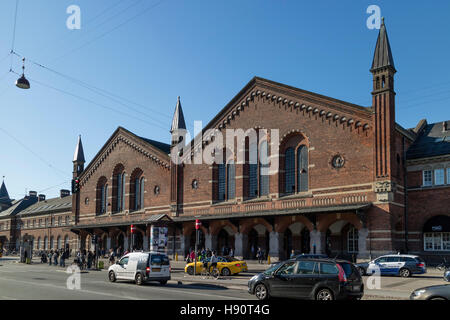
[38,194,46,202]
[60,189,70,198]
[29,191,37,198]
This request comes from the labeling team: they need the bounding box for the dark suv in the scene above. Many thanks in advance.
[248,258,364,300]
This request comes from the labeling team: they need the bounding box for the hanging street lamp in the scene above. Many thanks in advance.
[16,57,30,89]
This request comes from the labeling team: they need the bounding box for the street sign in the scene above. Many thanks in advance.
[195,219,201,230]
[131,225,136,233]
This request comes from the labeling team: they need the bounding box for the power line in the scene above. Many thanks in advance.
[10,0,19,70]
[51,0,166,64]
[10,69,169,131]
[0,126,71,180]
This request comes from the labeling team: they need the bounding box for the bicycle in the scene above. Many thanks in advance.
[437,258,450,271]
[200,264,220,279]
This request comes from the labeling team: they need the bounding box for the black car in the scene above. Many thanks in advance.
[248,258,364,300]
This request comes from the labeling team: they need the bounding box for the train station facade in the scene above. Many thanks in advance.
[0,21,449,262]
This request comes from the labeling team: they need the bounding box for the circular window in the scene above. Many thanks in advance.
[192,179,199,189]
[331,155,345,169]
[84,197,89,205]
[154,185,160,195]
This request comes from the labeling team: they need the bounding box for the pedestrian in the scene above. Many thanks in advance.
[48,250,53,266]
[53,250,59,266]
[87,251,93,269]
[190,249,196,262]
[257,247,264,264]
[230,248,234,257]
[109,249,115,266]
[290,249,296,259]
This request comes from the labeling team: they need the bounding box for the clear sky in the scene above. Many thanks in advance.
[0,0,449,200]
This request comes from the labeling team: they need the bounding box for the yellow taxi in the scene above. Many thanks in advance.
[185,256,248,276]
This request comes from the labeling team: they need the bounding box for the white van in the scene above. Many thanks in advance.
[108,251,171,285]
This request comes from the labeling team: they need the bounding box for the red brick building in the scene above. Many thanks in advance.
[1,21,448,263]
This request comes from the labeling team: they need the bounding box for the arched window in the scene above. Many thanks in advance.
[259,140,269,196]
[140,177,145,209]
[96,177,108,215]
[130,169,144,211]
[57,236,61,250]
[44,236,48,250]
[37,237,41,250]
[348,227,359,253]
[64,235,69,249]
[113,165,126,213]
[297,145,308,192]
[248,141,258,199]
[50,236,54,250]
[218,163,226,201]
[285,148,295,194]
[227,161,236,200]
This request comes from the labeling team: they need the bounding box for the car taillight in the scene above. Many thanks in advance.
[235,264,241,267]
[146,267,150,274]
[336,264,347,283]
[416,263,425,267]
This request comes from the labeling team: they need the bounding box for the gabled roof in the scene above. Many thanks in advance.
[0,196,38,218]
[73,135,86,163]
[406,120,450,160]
[0,181,11,205]
[18,196,72,216]
[170,96,186,133]
[78,126,171,182]
[371,18,396,72]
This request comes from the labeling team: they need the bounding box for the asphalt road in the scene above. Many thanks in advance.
[0,259,255,300]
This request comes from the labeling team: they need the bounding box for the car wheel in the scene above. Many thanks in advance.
[108,271,116,282]
[254,283,269,300]
[221,267,231,276]
[399,268,411,278]
[316,288,334,301]
[159,280,168,285]
[187,266,194,275]
[358,267,366,276]
[135,273,143,285]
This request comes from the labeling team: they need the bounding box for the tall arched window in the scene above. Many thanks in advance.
[227,160,236,200]
[130,169,144,211]
[218,163,226,201]
[248,142,258,199]
[113,165,125,213]
[297,145,308,192]
[44,236,48,250]
[50,236,54,249]
[140,177,145,210]
[37,237,41,250]
[96,177,108,215]
[348,227,359,253]
[259,140,269,196]
[57,236,61,250]
[285,148,295,194]
[64,235,69,249]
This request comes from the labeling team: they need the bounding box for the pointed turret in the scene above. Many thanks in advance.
[73,135,85,177]
[371,18,396,73]
[73,135,85,163]
[170,96,186,134]
[0,179,11,204]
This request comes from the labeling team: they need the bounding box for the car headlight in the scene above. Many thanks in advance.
[413,289,426,296]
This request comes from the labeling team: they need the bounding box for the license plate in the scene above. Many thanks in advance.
[152,268,161,272]
[353,285,360,292]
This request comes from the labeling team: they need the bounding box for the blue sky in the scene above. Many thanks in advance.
[0,0,449,200]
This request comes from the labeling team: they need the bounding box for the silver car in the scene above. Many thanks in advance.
[410,284,450,300]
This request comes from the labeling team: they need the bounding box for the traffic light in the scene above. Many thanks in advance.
[71,178,80,193]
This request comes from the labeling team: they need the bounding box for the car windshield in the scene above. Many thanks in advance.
[263,263,282,275]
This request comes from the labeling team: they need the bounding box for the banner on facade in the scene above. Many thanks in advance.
[150,226,168,253]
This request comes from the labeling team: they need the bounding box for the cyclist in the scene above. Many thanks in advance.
[209,251,219,274]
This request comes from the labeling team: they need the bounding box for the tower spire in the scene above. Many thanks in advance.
[170,96,186,134]
[73,135,85,164]
[0,179,11,204]
[371,18,396,73]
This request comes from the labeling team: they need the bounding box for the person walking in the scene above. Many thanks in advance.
[60,249,65,267]
[87,251,93,269]
[290,249,296,259]
[256,247,264,264]
[48,250,53,266]
[53,250,59,266]
[229,248,234,257]
[109,249,115,266]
